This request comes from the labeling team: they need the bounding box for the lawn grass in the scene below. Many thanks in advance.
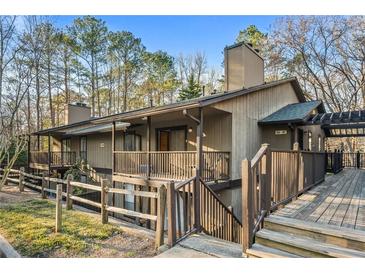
[0,199,123,257]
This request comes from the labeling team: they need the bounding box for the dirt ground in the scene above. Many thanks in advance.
[0,184,158,258]
[0,184,39,205]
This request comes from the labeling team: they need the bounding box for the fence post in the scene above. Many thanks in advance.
[167,181,176,247]
[66,174,73,210]
[155,185,167,249]
[262,144,271,214]
[357,151,360,169]
[228,206,233,242]
[242,159,253,254]
[293,142,300,200]
[55,184,62,233]
[41,172,47,199]
[101,179,109,224]
[19,167,25,192]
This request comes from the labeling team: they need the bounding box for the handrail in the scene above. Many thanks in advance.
[175,175,196,189]
[199,177,242,225]
[250,145,269,168]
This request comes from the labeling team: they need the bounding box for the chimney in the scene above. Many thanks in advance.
[224,42,264,91]
[64,103,91,125]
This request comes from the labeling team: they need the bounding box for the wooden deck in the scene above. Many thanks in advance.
[273,168,365,232]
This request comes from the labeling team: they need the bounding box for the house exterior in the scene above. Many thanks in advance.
[28,42,327,218]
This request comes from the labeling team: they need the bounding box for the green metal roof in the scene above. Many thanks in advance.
[258,101,323,125]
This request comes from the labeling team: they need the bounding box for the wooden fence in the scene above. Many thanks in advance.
[166,175,242,246]
[241,144,327,252]
[0,167,167,249]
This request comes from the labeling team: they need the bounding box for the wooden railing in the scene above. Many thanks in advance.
[1,167,167,249]
[326,151,343,173]
[168,178,196,245]
[29,151,48,165]
[29,151,76,167]
[150,151,196,180]
[241,144,327,253]
[114,151,230,182]
[202,151,230,182]
[51,152,77,166]
[114,151,148,176]
[166,175,242,246]
[200,179,242,244]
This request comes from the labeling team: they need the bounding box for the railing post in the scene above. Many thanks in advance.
[101,179,109,224]
[293,142,300,199]
[19,167,25,192]
[167,181,176,247]
[41,172,47,199]
[357,151,360,169]
[55,184,62,233]
[66,174,73,210]
[262,144,271,214]
[228,206,233,242]
[155,185,167,249]
[242,159,253,254]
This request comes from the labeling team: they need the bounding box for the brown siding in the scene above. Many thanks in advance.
[212,82,300,179]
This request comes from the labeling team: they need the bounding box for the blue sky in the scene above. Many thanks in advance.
[52,16,278,69]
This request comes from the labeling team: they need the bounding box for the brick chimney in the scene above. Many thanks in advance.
[64,103,91,125]
[224,42,264,91]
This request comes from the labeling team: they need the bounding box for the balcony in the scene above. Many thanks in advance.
[29,151,77,170]
[113,151,230,182]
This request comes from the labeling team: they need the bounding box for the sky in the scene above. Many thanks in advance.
[51,16,279,70]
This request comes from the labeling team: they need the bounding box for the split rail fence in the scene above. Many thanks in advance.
[0,167,167,249]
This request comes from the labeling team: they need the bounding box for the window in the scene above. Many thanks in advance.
[124,132,141,151]
[318,135,322,151]
[308,131,312,151]
[80,136,87,161]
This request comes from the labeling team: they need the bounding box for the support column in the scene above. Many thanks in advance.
[111,121,116,214]
[146,116,152,228]
[37,134,40,151]
[48,133,51,175]
[27,135,31,172]
[194,108,203,231]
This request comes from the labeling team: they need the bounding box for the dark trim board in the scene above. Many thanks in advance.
[208,179,241,192]
[93,167,112,175]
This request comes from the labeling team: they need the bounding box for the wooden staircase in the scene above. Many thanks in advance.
[246,215,365,258]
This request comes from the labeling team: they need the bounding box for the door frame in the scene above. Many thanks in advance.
[79,135,87,161]
[155,125,188,151]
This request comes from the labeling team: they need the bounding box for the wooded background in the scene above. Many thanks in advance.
[1,15,365,159]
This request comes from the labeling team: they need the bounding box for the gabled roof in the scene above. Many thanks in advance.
[258,101,325,125]
[34,77,306,135]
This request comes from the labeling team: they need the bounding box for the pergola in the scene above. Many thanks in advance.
[306,110,365,137]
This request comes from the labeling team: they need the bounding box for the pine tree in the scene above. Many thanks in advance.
[178,74,201,101]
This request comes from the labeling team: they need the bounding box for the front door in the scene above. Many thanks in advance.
[157,127,186,151]
[159,131,169,151]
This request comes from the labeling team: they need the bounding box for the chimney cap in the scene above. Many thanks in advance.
[225,41,263,60]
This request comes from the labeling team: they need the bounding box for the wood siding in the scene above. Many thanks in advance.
[212,82,300,179]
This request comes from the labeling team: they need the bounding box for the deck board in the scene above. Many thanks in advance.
[273,169,365,232]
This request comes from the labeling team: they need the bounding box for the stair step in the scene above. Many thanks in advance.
[256,229,365,258]
[246,243,301,258]
[265,215,365,251]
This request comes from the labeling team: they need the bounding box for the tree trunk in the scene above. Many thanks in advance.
[47,57,55,127]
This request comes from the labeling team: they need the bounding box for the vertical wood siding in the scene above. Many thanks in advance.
[212,82,300,179]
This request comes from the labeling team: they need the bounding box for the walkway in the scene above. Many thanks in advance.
[156,233,242,258]
[273,168,365,231]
